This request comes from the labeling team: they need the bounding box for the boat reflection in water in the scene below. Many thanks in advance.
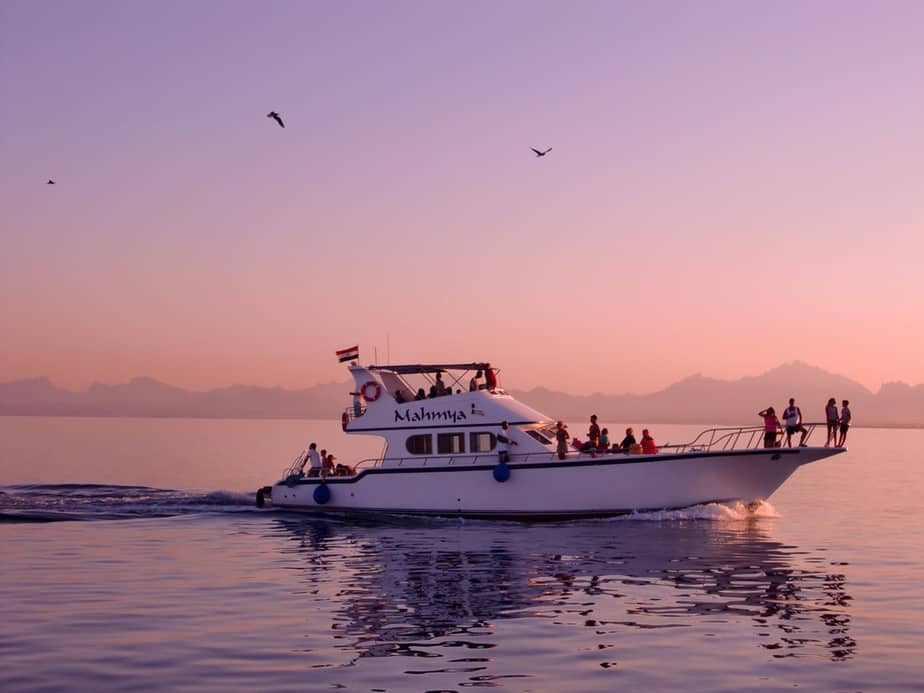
[269,511,855,674]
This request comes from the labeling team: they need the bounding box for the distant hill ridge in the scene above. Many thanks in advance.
[1,362,922,426]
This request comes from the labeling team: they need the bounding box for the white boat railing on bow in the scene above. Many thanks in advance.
[660,423,823,454]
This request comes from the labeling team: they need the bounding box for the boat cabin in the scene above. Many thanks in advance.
[343,362,556,467]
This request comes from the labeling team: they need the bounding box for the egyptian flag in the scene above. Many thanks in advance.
[336,345,359,363]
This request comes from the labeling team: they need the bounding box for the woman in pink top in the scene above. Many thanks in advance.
[758,407,782,448]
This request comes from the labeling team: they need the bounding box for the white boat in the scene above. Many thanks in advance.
[258,362,845,518]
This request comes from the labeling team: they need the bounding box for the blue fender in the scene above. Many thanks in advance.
[313,483,331,504]
[493,462,510,483]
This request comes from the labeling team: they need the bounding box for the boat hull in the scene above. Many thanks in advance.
[269,447,843,518]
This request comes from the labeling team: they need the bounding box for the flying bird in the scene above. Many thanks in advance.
[531,147,552,157]
[267,111,285,128]
[47,179,55,185]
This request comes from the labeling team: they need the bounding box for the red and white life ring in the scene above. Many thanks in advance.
[360,380,381,402]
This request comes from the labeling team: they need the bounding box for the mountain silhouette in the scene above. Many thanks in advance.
[511,362,885,425]
[0,362,921,426]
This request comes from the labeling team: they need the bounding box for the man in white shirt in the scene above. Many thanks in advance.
[782,398,808,447]
[305,442,322,477]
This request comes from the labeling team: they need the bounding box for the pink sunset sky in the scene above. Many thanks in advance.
[2,1,923,396]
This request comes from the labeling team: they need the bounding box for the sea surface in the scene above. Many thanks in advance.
[1,417,923,692]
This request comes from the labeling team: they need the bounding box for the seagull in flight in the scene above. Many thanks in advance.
[267,111,285,128]
[531,147,552,157]
[46,179,55,185]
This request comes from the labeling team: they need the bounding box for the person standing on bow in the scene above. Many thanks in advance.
[758,407,782,448]
[782,397,808,447]
[824,398,839,447]
[837,400,852,447]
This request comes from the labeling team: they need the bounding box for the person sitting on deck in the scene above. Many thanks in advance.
[470,370,483,391]
[333,457,353,476]
[640,429,658,454]
[619,427,637,452]
[395,389,406,404]
[599,428,610,451]
[321,453,335,478]
[434,372,449,397]
[415,388,426,401]
[576,437,596,453]
[484,365,498,392]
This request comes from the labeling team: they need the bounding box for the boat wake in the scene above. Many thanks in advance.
[0,483,256,523]
[607,500,780,522]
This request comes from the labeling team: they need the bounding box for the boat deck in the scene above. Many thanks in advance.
[281,423,835,480]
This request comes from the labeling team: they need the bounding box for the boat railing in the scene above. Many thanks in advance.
[343,405,367,423]
[281,452,308,479]
[659,422,824,453]
[322,423,830,477]
[352,454,502,471]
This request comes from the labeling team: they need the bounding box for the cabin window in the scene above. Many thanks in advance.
[437,432,465,454]
[469,432,496,453]
[406,434,433,455]
[526,429,552,445]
